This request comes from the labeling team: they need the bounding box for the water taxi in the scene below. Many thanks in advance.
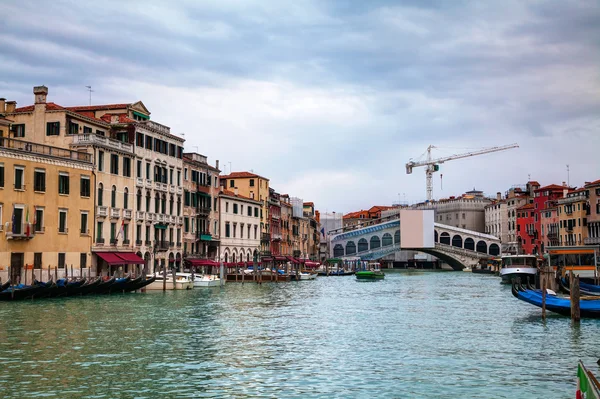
[499,255,538,284]
[356,262,385,280]
[548,246,599,281]
[145,272,194,290]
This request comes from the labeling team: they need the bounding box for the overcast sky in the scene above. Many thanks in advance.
[1,0,599,213]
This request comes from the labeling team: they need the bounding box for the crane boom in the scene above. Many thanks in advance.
[405,143,519,201]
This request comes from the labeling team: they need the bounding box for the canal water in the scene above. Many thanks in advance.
[1,271,599,398]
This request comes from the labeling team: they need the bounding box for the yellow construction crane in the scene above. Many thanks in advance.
[406,143,519,201]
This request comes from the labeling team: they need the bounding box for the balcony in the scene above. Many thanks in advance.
[135,239,143,246]
[145,240,152,246]
[176,242,182,248]
[110,239,117,246]
[96,238,105,245]
[271,213,280,220]
[261,233,271,242]
[145,179,152,188]
[565,208,573,215]
[110,208,121,218]
[123,239,130,245]
[565,225,574,232]
[136,177,144,187]
[71,133,133,153]
[157,214,165,222]
[155,240,170,251]
[197,206,211,216]
[176,216,183,225]
[302,234,308,241]
[123,209,133,219]
[154,182,168,192]
[272,233,282,241]
[3,136,92,162]
[97,206,108,217]
[169,241,175,248]
[5,223,35,240]
[176,187,183,195]
[584,237,600,245]
[136,211,145,220]
[169,185,175,193]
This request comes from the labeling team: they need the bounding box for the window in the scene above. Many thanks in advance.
[225,222,230,238]
[145,162,150,180]
[230,180,234,188]
[14,166,24,190]
[34,207,44,232]
[123,157,131,177]
[136,224,142,242]
[136,133,144,146]
[111,186,117,208]
[146,191,151,212]
[98,151,104,172]
[233,223,237,238]
[123,188,129,209]
[96,129,104,136]
[69,121,79,135]
[233,204,238,214]
[226,202,229,213]
[12,124,25,137]
[254,225,258,239]
[80,175,90,197]
[136,160,142,178]
[145,135,152,150]
[34,169,46,192]
[240,224,244,238]
[58,253,65,269]
[34,253,42,269]
[250,179,255,187]
[110,154,119,175]
[0,163,4,188]
[184,168,188,180]
[110,222,116,243]
[137,190,142,210]
[169,169,173,185]
[97,221,103,240]
[80,212,88,234]
[254,207,258,217]
[247,224,251,238]
[248,206,252,216]
[184,190,190,206]
[83,126,92,133]
[97,183,103,206]
[46,122,59,136]
[58,210,67,233]
[177,171,181,186]
[184,217,189,233]
[58,173,69,194]
[123,224,129,243]
[80,253,87,269]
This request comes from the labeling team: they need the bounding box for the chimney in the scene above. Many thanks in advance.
[0,98,5,114]
[5,101,16,113]
[234,187,239,196]
[33,85,48,103]
[562,181,567,187]
[215,160,219,170]
[496,192,501,201]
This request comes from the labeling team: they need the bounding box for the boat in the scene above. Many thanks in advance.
[0,283,45,301]
[548,245,600,280]
[356,270,385,280]
[559,277,600,297]
[462,267,472,272]
[293,271,317,280]
[0,280,10,292]
[178,273,222,287]
[77,277,103,295]
[107,276,136,294]
[511,280,600,318]
[94,276,117,294]
[145,272,193,290]
[499,255,538,284]
[126,275,157,291]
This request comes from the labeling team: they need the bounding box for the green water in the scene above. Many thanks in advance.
[1,272,599,398]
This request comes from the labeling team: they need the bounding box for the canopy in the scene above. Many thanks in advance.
[186,259,219,266]
[304,261,320,268]
[96,252,144,265]
[286,256,300,264]
[274,256,287,261]
[261,257,274,262]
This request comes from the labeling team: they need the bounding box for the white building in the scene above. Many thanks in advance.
[484,195,508,243]
[219,188,261,263]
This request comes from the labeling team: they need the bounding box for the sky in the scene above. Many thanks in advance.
[1,0,599,214]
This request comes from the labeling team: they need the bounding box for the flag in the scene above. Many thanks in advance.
[25,206,30,237]
[32,207,37,232]
[115,219,125,241]
[320,227,325,238]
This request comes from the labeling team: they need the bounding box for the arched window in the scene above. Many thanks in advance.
[464,238,475,251]
[169,195,174,215]
[155,193,160,213]
[452,235,463,248]
[97,183,103,206]
[232,253,236,263]
[177,196,182,216]
[161,194,167,214]
[440,232,450,245]
[146,191,151,212]
[370,236,381,249]
[394,230,400,244]
[123,187,129,210]
[224,252,228,263]
[111,185,117,208]
[358,238,368,252]
[489,243,500,256]
[476,241,487,254]
[346,241,356,255]
[333,244,344,257]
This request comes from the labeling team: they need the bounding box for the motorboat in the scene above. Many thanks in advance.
[145,272,193,290]
[356,263,385,280]
[178,273,223,287]
[295,271,317,280]
[499,255,537,284]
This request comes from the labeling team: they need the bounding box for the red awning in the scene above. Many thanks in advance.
[262,257,274,262]
[115,252,145,265]
[96,252,126,265]
[286,256,300,264]
[304,261,320,268]
[274,256,287,261]
[187,259,219,266]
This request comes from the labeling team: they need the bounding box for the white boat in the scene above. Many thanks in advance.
[296,271,317,280]
[145,272,194,290]
[463,267,472,272]
[499,255,538,284]
[178,273,223,287]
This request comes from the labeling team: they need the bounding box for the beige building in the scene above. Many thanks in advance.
[218,188,261,263]
[182,153,220,260]
[0,121,94,282]
[558,188,589,246]
[585,179,600,245]
[484,194,508,242]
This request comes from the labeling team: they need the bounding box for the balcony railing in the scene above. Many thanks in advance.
[176,241,182,247]
[157,214,165,222]
[197,206,211,216]
[169,186,175,193]
[584,237,600,245]
[154,182,168,192]
[176,187,183,195]
[110,239,117,245]
[261,233,271,242]
[97,206,108,217]
[272,233,282,241]
[136,211,145,220]
[123,239,130,245]
[145,179,152,187]
[302,234,308,241]
[135,239,143,246]
[145,240,152,246]
[110,208,121,218]
[123,209,132,219]
[2,136,92,162]
[136,177,144,187]
[71,133,133,153]
[5,223,35,240]
[155,240,170,251]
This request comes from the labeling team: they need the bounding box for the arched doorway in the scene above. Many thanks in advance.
[346,241,356,255]
[176,252,181,271]
[452,235,463,248]
[370,236,381,250]
[489,243,500,256]
[476,241,487,254]
[464,238,475,251]
[358,238,368,253]
[333,244,344,257]
[168,252,175,270]
[440,232,450,245]
[382,233,393,246]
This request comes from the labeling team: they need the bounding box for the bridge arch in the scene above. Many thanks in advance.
[434,230,438,243]
[382,233,393,247]
[451,235,463,248]
[440,232,450,245]
[394,230,400,244]
[333,244,344,257]
[358,238,368,253]
[489,243,500,256]
[476,240,487,254]
[370,236,381,250]
[346,241,357,255]
[464,238,475,251]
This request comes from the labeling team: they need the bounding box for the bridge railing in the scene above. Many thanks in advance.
[330,213,400,236]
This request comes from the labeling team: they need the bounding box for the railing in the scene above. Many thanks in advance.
[272,233,282,241]
[136,211,145,220]
[71,133,133,153]
[169,241,175,248]
[96,238,105,244]
[97,206,108,217]
[154,182,168,191]
[197,206,211,216]
[302,234,308,241]
[176,187,183,195]
[135,239,143,246]
[145,240,152,246]
[261,233,271,242]
[110,239,117,245]
[2,136,92,162]
[584,237,600,245]
[110,208,121,218]
[5,223,35,240]
[155,240,170,251]
[145,179,152,187]
[176,216,183,225]
[271,213,280,220]
[123,239,130,245]
[563,240,582,246]
[169,186,175,193]
[123,209,132,219]
[157,214,165,222]
[136,177,144,187]
[176,241,182,247]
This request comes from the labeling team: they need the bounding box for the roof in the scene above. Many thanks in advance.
[535,184,567,191]
[517,203,534,210]
[220,171,269,180]
[13,102,66,113]
[527,180,540,186]
[219,189,261,203]
[303,202,314,206]
[368,205,394,213]
[584,179,600,187]
[66,104,131,112]
[99,113,137,124]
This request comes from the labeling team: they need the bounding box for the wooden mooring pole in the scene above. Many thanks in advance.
[541,278,546,320]
[571,274,581,322]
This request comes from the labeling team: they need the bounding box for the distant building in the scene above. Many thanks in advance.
[516,203,536,254]
[218,188,261,263]
[585,180,600,245]
[557,188,589,246]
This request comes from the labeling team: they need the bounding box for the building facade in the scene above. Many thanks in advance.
[557,188,589,246]
[269,188,282,256]
[414,190,491,233]
[218,189,261,263]
[516,203,536,255]
[484,194,508,242]
[585,180,600,245]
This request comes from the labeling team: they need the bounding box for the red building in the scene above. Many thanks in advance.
[516,203,536,254]
[532,184,570,254]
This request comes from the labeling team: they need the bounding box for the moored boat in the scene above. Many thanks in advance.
[145,273,193,290]
[0,283,45,301]
[356,270,385,280]
[178,273,222,287]
[499,255,537,284]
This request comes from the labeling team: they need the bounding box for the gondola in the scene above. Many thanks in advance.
[94,276,116,294]
[559,277,600,297]
[0,280,10,292]
[77,277,103,296]
[105,276,132,294]
[511,280,600,318]
[31,280,58,299]
[0,283,45,301]
[128,275,156,291]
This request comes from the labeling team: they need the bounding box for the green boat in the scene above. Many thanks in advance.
[355,270,385,280]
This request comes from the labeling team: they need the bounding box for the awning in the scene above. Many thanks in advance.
[200,234,212,241]
[261,257,274,262]
[186,259,219,266]
[154,223,168,230]
[96,252,144,265]
[304,261,320,268]
[286,256,300,264]
[274,256,287,261]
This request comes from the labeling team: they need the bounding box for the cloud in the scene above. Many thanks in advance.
[0,0,598,213]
